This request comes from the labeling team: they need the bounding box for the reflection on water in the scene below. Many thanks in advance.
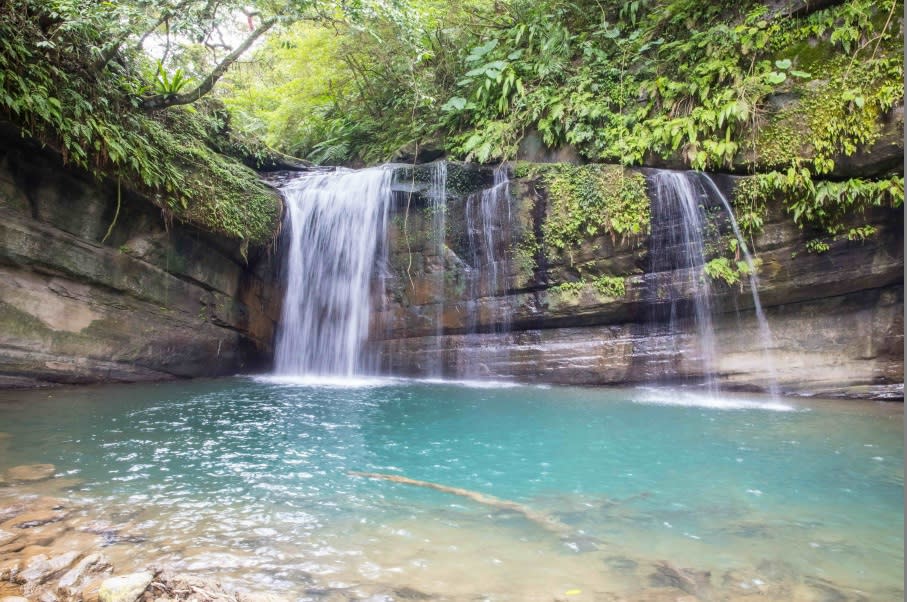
[0,378,902,600]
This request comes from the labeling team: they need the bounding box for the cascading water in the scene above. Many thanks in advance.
[647,169,779,396]
[428,161,448,376]
[462,165,513,377]
[701,175,781,400]
[647,170,719,393]
[274,168,392,377]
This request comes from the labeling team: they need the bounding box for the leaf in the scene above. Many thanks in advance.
[466,39,499,62]
[441,96,467,112]
[853,95,865,108]
[774,59,792,70]
[789,70,812,79]
[765,71,787,85]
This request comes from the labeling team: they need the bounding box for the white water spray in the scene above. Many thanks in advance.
[701,174,781,400]
[274,168,392,376]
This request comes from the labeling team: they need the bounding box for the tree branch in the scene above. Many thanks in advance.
[94,0,195,73]
[141,16,277,110]
[134,0,196,52]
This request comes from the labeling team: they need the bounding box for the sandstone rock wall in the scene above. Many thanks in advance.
[372,163,904,399]
[0,131,282,387]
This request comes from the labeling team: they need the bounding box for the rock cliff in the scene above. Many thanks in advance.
[0,129,282,387]
[372,162,903,399]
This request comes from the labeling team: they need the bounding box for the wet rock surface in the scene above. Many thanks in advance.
[0,473,891,602]
[373,164,903,397]
[0,131,282,388]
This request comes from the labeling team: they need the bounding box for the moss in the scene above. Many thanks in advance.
[519,163,649,254]
[755,52,903,173]
[512,236,540,289]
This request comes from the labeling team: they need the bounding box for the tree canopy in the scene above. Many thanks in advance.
[0,0,902,246]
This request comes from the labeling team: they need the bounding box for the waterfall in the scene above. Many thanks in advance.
[647,171,719,392]
[701,175,781,400]
[647,170,779,396]
[274,168,392,377]
[462,165,513,377]
[428,161,448,377]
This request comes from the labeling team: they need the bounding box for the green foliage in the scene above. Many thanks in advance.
[731,177,768,235]
[704,257,741,286]
[223,2,494,164]
[549,280,586,297]
[0,0,280,244]
[154,63,193,96]
[434,0,902,174]
[704,255,759,286]
[755,54,903,174]
[736,170,903,236]
[549,274,627,299]
[217,0,903,192]
[593,275,626,298]
[805,238,831,253]
[519,164,648,253]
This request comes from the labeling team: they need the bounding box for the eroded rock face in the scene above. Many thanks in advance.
[372,163,904,398]
[0,129,282,387]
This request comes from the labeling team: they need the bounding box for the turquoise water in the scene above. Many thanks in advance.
[0,378,902,600]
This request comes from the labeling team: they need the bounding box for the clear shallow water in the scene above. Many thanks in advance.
[0,379,902,600]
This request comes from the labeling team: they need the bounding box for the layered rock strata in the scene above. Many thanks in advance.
[372,164,903,398]
[0,130,281,387]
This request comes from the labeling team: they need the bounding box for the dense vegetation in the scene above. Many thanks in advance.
[0,0,310,245]
[224,0,902,246]
[0,0,902,251]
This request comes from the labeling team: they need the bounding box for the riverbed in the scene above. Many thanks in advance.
[0,378,902,600]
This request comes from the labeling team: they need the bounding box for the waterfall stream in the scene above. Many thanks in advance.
[647,170,778,396]
[428,161,448,377]
[463,165,513,377]
[701,174,781,400]
[274,167,392,376]
[648,170,719,393]
[271,163,775,393]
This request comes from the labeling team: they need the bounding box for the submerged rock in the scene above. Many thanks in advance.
[649,561,711,597]
[58,553,111,592]
[6,464,56,482]
[392,587,433,600]
[98,572,153,602]
[0,504,29,523]
[18,550,81,589]
[2,508,69,530]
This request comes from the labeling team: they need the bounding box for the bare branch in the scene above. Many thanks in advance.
[94,0,195,73]
[142,16,277,110]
